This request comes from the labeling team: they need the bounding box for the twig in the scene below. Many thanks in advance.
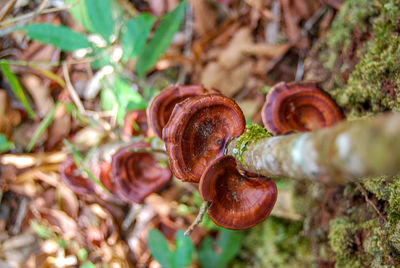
[355,182,387,222]
[62,63,86,114]
[184,201,210,236]
[177,2,193,84]
[0,1,78,28]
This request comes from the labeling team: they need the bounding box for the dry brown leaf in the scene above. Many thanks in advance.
[191,0,218,37]
[217,28,253,69]
[21,75,54,117]
[280,0,301,42]
[0,89,21,136]
[201,59,254,97]
[13,122,48,150]
[242,42,291,57]
[46,104,71,150]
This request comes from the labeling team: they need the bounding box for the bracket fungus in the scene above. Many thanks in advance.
[147,84,218,138]
[262,81,343,135]
[111,142,172,203]
[199,155,277,230]
[162,94,245,182]
[59,156,95,195]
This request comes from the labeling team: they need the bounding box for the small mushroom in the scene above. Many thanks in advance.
[162,94,245,183]
[262,81,343,135]
[111,142,172,203]
[199,155,277,230]
[147,84,218,138]
[122,110,152,140]
[59,156,95,195]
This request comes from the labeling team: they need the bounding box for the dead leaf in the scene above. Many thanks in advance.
[21,75,54,117]
[0,89,21,136]
[201,60,254,97]
[191,0,217,37]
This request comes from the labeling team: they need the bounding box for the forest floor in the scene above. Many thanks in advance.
[0,0,399,267]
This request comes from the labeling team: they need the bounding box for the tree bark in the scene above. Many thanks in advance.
[226,112,400,184]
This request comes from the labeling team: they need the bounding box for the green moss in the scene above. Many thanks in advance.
[232,217,313,268]
[326,0,400,118]
[295,0,400,266]
[232,124,271,167]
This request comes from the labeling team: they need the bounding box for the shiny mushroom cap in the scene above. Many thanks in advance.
[262,81,343,135]
[162,94,245,183]
[199,155,277,230]
[59,156,95,195]
[147,84,217,139]
[111,142,172,203]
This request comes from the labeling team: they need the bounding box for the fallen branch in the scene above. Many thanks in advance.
[226,112,400,184]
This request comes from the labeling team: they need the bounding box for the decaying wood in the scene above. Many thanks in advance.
[227,112,400,184]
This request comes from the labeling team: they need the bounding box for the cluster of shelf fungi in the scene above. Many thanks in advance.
[59,82,343,230]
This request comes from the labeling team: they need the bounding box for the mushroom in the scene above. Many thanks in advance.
[111,142,172,203]
[199,155,277,230]
[147,84,218,138]
[59,156,95,195]
[122,110,152,140]
[162,94,245,182]
[262,81,343,135]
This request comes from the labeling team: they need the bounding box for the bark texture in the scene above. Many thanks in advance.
[227,112,400,184]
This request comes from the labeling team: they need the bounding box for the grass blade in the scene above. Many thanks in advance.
[27,102,59,152]
[0,60,36,119]
[63,139,111,194]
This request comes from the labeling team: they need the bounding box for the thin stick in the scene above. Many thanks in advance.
[62,63,85,114]
[0,1,78,27]
[184,201,211,236]
[355,182,387,222]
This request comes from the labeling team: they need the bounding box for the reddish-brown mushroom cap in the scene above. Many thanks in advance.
[262,81,343,135]
[59,156,95,195]
[162,94,245,183]
[111,142,172,203]
[199,155,277,230]
[122,110,152,140]
[147,84,218,139]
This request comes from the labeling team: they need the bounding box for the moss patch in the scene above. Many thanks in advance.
[232,217,313,268]
[298,0,400,266]
[232,124,271,167]
[324,0,400,119]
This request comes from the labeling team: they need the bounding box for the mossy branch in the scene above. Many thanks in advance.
[226,112,400,184]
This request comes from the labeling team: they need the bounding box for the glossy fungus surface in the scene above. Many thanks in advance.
[147,84,217,138]
[59,156,95,195]
[162,94,245,183]
[262,81,343,135]
[199,156,277,230]
[111,142,172,203]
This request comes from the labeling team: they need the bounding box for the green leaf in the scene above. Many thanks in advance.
[30,221,54,239]
[0,60,36,119]
[172,230,194,268]
[84,0,114,42]
[0,134,14,153]
[121,13,156,62]
[136,1,186,78]
[27,102,59,152]
[79,261,96,268]
[215,229,243,266]
[66,0,94,32]
[19,24,91,52]
[198,229,244,268]
[148,229,173,268]
[114,77,147,125]
[100,87,117,111]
